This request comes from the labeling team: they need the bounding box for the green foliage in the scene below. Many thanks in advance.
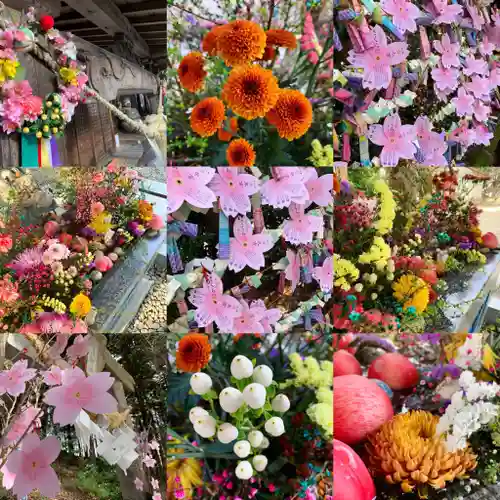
[75,460,121,500]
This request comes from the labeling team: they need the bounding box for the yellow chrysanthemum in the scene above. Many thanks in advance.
[393,274,429,313]
[70,293,91,318]
[167,445,203,499]
[0,58,19,82]
[59,67,78,86]
[333,254,360,291]
[89,212,114,235]
[358,236,391,270]
[373,179,396,235]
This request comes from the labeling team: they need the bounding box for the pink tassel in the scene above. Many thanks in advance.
[342,133,351,162]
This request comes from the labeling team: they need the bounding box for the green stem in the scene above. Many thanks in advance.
[305,36,333,98]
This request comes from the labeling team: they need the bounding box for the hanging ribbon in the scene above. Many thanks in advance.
[167,236,183,274]
[167,221,198,273]
[218,208,230,259]
[21,133,39,167]
[251,192,265,234]
[359,135,371,166]
[342,133,351,162]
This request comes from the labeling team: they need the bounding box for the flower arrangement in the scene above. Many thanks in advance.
[0,164,164,333]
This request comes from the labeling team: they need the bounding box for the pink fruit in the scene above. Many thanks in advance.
[94,255,113,272]
[368,352,419,390]
[334,439,376,500]
[334,350,362,377]
[334,375,393,444]
[482,232,498,249]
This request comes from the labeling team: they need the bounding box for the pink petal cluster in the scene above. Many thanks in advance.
[4,406,43,445]
[284,203,323,244]
[167,167,216,214]
[433,33,460,68]
[303,168,334,207]
[313,256,333,293]
[261,167,309,208]
[66,334,90,360]
[451,87,475,116]
[19,313,88,335]
[414,116,448,166]
[381,0,420,34]
[285,249,301,293]
[0,274,19,303]
[430,0,463,24]
[232,300,266,333]
[0,360,37,397]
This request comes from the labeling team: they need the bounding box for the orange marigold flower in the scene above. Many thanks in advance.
[221,64,280,120]
[217,20,267,66]
[176,334,211,372]
[190,97,225,137]
[217,117,239,141]
[265,29,297,49]
[226,138,256,166]
[266,89,313,140]
[177,52,207,93]
[202,24,228,56]
[258,45,276,61]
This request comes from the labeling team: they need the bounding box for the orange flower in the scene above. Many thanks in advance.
[216,20,267,66]
[177,52,207,93]
[190,97,225,137]
[258,45,276,61]
[266,89,313,140]
[217,117,239,141]
[265,29,297,49]
[176,334,211,372]
[226,138,256,166]
[202,24,228,56]
[221,64,280,120]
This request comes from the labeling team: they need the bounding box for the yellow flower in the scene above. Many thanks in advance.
[89,212,114,235]
[373,179,396,235]
[393,274,429,313]
[59,67,78,86]
[307,139,334,167]
[333,254,359,291]
[70,293,91,318]
[483,344,498,373]
[358,236,391,270]
[167,444,203,499]
[443,333,468,362]
[307,387,333,437]
[0,58,19,82]
[138,200,153,221]
[287,354,332,388]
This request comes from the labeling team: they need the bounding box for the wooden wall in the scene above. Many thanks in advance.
[0,52,116,167]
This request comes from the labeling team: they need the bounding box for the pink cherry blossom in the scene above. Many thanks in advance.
[260,167,310,208]
[134,478,144,491]
[451,87,475,116]
[250,300,282,331]
[367,113,417,166]
[229,216,273,272]
[188,271,242,331]
[474,124,493,146]
[473,100,491,122]
[4,406,42,445]
[151,478,160,490]
[479,36,495,56]
[463,75,492,100]
[208,167,260,217]
[285,249,301,293]
[433,33,460,68]
[380,0,420,33]
[44,367,118,426]
[44,365,63,386]
[463,55,488,76]
[465,1,484,30]
[167,167,216,214]
[313,256,333,293]
[0,360,37,397]
[431,0,463,24]
[347,25,408,89]
[232,300,266,333]
[143,455,156,468]
[303,168,333,207]
[153,494,162,500]
[455,125,476,147]
[489,66,500,87]
[414,116,448,166]
[3,433,61,498]
[284,203,323,244]
[431,65,459,91]
[149,439,160,451]
[66,335,90,360]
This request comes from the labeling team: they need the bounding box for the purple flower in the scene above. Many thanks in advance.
[353,334,396,352]
[6,247,44,278]
[459,241,474,250]
[128,221,146,237]
[420,333,441,344]
[80,227,97,238]
[185,14,197,25]
[340,180,350,194]
[430,363,461,380]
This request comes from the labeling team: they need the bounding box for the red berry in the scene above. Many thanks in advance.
[40,14,55,32]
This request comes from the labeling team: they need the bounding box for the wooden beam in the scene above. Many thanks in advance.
[103,348,136,392]
[121,0,166,17]
[63,0,151,58]
[66,27,107,36]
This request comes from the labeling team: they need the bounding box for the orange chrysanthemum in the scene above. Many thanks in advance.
[202,24,228,56]
[176,334,211,373]
[266,89,313,140]
[258,45,276,61]
[177,52,207,93]
[221,64,280,120]
[190,97,225,137]
[217,20,267,66]
[226,138,256,166]
[265,29,297,49]
[217,117,239,141]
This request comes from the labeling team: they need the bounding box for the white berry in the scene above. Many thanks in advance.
[189,407,208,424]
[235,460,253,480]
[217,423,238,444]
[190,372,213,395]
[193,415,216,438]
[230,355,254,379]
[233,440,251,458]
[271,394,290,413]
[248,430,263,448]
[252,365,273,386]
[252,454,268,472]
[242,383,266,409]
[219,387,244,414]
[265,416,285,437]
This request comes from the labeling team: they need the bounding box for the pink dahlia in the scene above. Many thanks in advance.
[6,247,44,278]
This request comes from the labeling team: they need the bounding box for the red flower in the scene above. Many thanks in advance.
[22,96,43,121]
[40,15,55,32]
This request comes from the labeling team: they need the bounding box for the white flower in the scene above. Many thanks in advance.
[235,460,253,480]
[193,415,216,438]
[265,416,285,437]
[371,293,378,300]
[189,407,208,424]
[252,454,268,472]
[233,440,251,458]
[259,436,270,449]
[368,273,377,284]
[231,355,254,379]
[455,337,483,371]
[354,283,363,292]
[242,383,266,409]
[190,373,213,395]
[253,365,273,386]
[219,387,244,414]
[387,259,395,273]
[217,423,238,444]
[248,430,264,448]
[475,401,498,424]
[445,433,467,452]
[459,370,476,390]
[271,394,290,413]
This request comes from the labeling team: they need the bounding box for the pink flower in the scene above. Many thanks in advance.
[91,201,105,216]
[229,216,273,272]
[347,26,408,90]
[92,172,105,183]
[22,95,43,121]
[0,234,12,253]
[261,167,310,208]
[107,161,119,173]
[149,439,160,451]
[433,33,460,68]
[2,433,61,498]
[72,319,88,334]
[151,478,160,490]
[44,220,60,237]
[83,279,93,290]
[232,300,266,333]
[2,80,32,99]
[455,125,477,147]
[479,36,495,56]
[466,2,484,30]
[6,246,44,277]
[303,168,334,207]
[451,87,475,116]
[125,168,138,179]
[167,167,216,213]
[43,242,70,265]
[66,335,90,360]
[313,256,333,293]
[414,116,448,166]
[463,75,492,99]
[188,271,242,331]
[95,255,113,272]
[148,214,165,230]
[134,478,144,491]
[0,360,37,397]
[473,100,491,121]
[153,494,162,500]
[431,0,463,24]
[117,195,126,205]
[208,167,260,217]
[0,274,19,304]
[474,124,493,146]
[367,113,417,166]
[463,55,488,76]
[143,455,156,468]
[381,0,420,33]
[43,365,63,386]
[268,483,276,492]
[285,249,301,292]
[250,299,281,331]
[431,64,459,91]
[4,406,42,445]
[44,367,118,425]
[284,203,323,244]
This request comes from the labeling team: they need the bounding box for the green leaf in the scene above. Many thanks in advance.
[252,407,263,418]
[230,376,238,384]
[263,411,272,420]
[266,385,276,399]
[264,401,272,411]
[251,358,257,366]
[201,389,218,401]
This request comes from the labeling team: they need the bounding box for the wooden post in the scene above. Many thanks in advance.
[86,333,107,374]
[0,334,6,370]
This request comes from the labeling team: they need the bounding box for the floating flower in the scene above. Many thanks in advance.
[177,52,207,92]
[216,20,266,66]
[381,0,420,33]
[69,293,92,318]
[221,64,280,120]
[167,167,216,214]
[266,89,312,140]
[0,360,37,397]
[190,97,225,137]
[226,138,256,166]
[313,256,333,293]
[284,202,323,245]
[265,29,297,49]
[261,167,310,208]
[176,334,211,372]
[433,33,460,68]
